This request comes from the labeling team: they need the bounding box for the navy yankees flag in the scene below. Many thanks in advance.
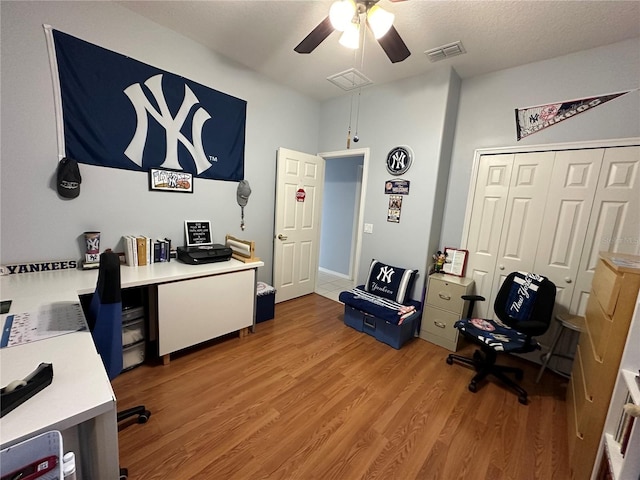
[515,90,635,141]
[45,27,246,181]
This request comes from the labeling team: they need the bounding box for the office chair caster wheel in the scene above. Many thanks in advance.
[468,381,478,393]
[137,410,151,423]
[119,467,128,479]
[446,356,453,365]
[518,394,527,405]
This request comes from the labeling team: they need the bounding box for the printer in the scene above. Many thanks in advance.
[177,244,232,265]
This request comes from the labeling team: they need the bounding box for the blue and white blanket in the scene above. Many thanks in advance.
[339,286,421,325]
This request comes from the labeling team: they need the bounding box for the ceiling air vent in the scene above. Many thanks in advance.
[424,41,466,62]
[327,68,373,91]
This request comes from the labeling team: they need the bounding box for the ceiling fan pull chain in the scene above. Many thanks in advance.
[241,206,245,231]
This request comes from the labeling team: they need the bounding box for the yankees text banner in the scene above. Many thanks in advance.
[515,90,633,141]
[46,27,246,181]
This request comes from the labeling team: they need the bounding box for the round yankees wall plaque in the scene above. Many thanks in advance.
[386,146,413,175]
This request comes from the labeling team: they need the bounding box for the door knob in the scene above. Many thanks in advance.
[277,234,288,241]
[499,264,505,270]
[565,277,572,283]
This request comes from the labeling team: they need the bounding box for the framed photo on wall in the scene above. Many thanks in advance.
[149,168,193,193]
[443,247,468,277]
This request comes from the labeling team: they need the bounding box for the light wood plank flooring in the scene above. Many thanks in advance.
[113,294,571,479]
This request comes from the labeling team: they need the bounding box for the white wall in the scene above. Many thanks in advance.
[319,67,461,299]
[0,1,320,283]
[440,38,640,249]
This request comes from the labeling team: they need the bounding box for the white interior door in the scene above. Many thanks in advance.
[533,148,603,312]
[465,154,513,318]
[273,147,325,303]
[570,145,640,314]
[481,152,554,316]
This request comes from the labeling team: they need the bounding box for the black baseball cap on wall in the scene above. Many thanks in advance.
[57,157,81,198]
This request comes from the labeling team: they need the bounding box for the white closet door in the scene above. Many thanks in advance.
[570,146,640,314]
[486,151,555,314]
[533,149,604,311]
[465,154,513,318]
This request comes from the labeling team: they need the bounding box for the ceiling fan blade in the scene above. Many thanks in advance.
[294,17,335,54]
[376,25,411,63]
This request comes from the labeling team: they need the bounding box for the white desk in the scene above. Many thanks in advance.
[0,331,119,479]
[0,258,263,477]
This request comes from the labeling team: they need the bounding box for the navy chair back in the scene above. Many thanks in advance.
[493,271,556,337]
[89,250,123,380]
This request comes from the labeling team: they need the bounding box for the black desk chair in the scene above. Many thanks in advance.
[89,250,150,479]
[446,272,556,405]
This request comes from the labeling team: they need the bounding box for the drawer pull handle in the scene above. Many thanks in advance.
[434,321,446,329]
[438,293,451,301]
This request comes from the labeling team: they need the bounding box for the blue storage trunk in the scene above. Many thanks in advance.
[343,304,419,349]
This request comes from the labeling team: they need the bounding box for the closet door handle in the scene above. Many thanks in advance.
[277,234,288,241]
[565,277,572,284]
[499,264,505,270]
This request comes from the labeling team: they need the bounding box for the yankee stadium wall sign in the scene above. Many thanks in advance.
[48,28,246,182]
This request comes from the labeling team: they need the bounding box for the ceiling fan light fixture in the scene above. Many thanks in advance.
[329,0,357,32]
[367,5,394,39]
[339,21,360,49]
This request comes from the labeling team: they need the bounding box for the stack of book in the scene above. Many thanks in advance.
[122,236,172,266]
[614,391,637,457]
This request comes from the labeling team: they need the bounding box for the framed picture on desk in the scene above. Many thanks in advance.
[443,247,468,277]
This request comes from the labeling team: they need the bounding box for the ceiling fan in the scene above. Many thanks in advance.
[294,0,410,63]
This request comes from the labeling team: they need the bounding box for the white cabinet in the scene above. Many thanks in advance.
[157,269,255,358]
[594,293,640,480]
[419,273,474,351]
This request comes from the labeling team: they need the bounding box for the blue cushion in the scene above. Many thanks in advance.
[364,259,417,304]
[454,317,538,353]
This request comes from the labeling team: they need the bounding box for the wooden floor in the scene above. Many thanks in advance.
[112,294,571,479]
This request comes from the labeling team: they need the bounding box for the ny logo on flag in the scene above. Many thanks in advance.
[377,266,395,283]
[124,74,213,175]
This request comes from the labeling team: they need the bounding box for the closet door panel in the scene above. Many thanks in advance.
[533,149,604,311]
[465,154,513,318]
[487,152,554,313]
[571,146,640,314]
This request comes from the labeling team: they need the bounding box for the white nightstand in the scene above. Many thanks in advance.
[419,273,474,351]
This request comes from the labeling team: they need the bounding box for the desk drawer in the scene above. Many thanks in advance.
[426,278,468,314]
[584,293,612,363]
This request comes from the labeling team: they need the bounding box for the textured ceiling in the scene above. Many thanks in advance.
[119,0,640,101]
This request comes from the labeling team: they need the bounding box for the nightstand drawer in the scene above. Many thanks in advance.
[426,276,468,314]
[420,305,460,342]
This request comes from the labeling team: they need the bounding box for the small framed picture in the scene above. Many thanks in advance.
[443,247,468,277]
[149,168,193,193]
[184,220,212,247]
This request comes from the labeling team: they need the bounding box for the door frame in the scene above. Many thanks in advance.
[460,137,640,249]
[318,147,370,286]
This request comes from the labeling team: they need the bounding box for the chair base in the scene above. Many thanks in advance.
[447,349,529,405]
[117,405,151,424]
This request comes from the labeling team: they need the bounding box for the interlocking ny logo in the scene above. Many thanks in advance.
[389,150,407,171]
[377,266,395,283]
[124,74,212,174]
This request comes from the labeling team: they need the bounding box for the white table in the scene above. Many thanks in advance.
[0,258,263,477]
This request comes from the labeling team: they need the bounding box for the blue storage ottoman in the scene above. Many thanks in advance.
[256,282,276,323]
[340,288,421,349]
